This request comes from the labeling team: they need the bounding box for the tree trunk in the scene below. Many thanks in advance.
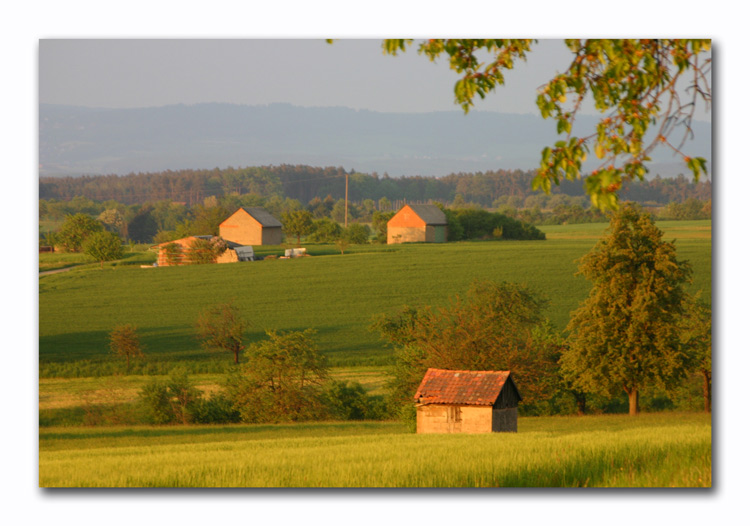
[626,388,639,416]
[703,370,712,413]
[572,391,586,415]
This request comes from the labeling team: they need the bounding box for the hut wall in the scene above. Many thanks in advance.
[416,404,492,434]
[261,226,282,245]
[491,407,518,432]
[387,226,427,244]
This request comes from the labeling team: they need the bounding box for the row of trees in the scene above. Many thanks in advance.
[42,189,711,250]
[45,213,124,267]
[109,304,386,425]
[46,195,549,255]
[40,165,711,209]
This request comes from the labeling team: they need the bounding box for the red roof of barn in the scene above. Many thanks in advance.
[413,368,515,406]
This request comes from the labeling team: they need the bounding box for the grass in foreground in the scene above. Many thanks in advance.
[39,413,710,488]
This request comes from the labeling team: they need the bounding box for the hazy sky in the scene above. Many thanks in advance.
[38,39,618,116]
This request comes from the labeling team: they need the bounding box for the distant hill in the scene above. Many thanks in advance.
[39,103,711,179]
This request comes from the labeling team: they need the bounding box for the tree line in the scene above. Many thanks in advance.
[40,164,711,208]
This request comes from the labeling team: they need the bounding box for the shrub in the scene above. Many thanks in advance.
[345,223,371,244]
[191,393,241,424]
[308,217,343,242]
[57,213,103,252]
[138,369,202,425]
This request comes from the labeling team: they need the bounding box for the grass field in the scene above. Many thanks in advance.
[38,220,711,375]
[38,413,711,487]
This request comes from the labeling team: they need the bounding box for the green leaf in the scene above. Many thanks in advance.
[595,143,606,159]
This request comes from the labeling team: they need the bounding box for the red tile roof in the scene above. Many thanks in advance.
[413,368,512,406]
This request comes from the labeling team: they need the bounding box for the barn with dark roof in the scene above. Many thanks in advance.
[219,207,283,246]
[413,368,522,433]
[387,204,447,244]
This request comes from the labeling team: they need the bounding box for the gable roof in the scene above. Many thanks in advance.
[413,368,516,406]
[402,204,447,225]
[239,207,283,227]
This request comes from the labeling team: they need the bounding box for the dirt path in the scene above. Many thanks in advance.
[39,266,78,277]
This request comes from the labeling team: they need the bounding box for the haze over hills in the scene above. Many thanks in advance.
[39,103,712,179]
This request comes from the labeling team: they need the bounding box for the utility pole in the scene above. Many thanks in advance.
[344,172,349,228]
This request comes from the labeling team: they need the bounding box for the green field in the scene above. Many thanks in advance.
[38,221,711,375]
[39,413,711,487]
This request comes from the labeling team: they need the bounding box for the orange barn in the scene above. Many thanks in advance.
[387,204,447,244]
[413,368,522,434]
[219,207,282,246]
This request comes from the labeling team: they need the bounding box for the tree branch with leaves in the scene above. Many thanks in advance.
[372,39,711,209]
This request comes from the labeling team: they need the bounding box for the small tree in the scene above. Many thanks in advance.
[226,328,328,423]
[371,210,395,243]
[109,324,144,371]
[561,204,692,416]
[83,231,123,268]
[282,209,314,246]
[139,368,202,425]
[196,301,247,364]
[334,237,349,255]
[57,213,103,252]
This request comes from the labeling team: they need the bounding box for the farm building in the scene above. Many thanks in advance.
[387,204,447,244]
[153,236,254,266]
[219,207,283,246]
[413,368,522,434]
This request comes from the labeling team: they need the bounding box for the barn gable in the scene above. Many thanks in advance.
[387,204,447,244]
[220,207,282,245]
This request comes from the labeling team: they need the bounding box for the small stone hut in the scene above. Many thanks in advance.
[387,204,447,244]
[219,207,283,246]
[413,368,522,434]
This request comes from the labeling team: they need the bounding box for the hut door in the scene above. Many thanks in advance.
[447,406,462,432]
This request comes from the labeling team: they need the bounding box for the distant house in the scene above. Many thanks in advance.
[413,368,522,434]
[219,207,283,246]
[153,236,253,266]
[387,204,447,244]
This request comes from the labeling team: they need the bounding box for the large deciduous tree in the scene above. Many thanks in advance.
[226,329,329,423]
[372,281,557,413]
[561,204,692,415]
[371,39,711,209]
[195,301,248,364]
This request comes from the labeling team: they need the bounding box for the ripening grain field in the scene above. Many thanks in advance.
[39,413,711,488]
